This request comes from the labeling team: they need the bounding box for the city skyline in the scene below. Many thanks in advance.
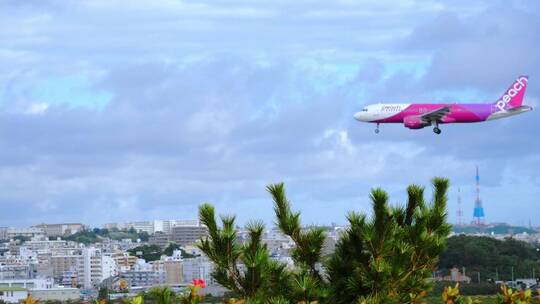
[0,1,539,227]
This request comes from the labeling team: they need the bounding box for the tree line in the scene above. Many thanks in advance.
[439,234,540,282]
[60,227,150,244]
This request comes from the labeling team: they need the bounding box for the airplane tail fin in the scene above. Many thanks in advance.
[494,76,528,112]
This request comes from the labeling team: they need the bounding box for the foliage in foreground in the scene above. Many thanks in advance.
[99,278,540,304]
[430,282,500,297]
[433,283,540,304]
[198,178,452,303]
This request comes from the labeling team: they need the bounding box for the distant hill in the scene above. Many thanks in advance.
[438,235,540,281]
[452,223,537,235]
[61,227,149,244]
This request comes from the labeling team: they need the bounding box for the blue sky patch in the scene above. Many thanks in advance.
[29,75,112,110]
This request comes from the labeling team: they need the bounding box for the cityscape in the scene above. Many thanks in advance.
[0,206,539,302]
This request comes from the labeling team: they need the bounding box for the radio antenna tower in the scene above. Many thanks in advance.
[456,188,463,226]
[472,166,485,225]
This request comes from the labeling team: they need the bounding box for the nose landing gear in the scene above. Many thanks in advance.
[375,123,380,134]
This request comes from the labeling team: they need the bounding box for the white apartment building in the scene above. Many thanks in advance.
[0,287,27,303]
[50,255,80,284]
[0,227,7,240]
[104,221,154,234]
[104,220,201,234]
[164,220,201,233]
[182,256,214,285]
[22,240,73,251]
[0,278,79,302]
[17,248,38,264]
[262,230,293,255]
[101,255,117,282]
[77,248,118,289]
[0,278,54,289]
[133,259,152,272]
[119,270,166,287]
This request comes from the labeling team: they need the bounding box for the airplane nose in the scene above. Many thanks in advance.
[354,112,363,121]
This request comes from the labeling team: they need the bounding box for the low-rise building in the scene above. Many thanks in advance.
[0,278,54,289]
[6,228,45,239]
[0,264,34,280]
[23,240,73,251]
[30,287,80,301]
[119,270,166,287]
[0,278,79,302]
[0,287,27,303]
[113,251,137,272]
[436,267,471,283]
[32,224,84,237]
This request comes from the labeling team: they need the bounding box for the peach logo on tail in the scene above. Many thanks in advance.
[495,77,528,112]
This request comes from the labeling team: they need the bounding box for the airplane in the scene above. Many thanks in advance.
[354,76,532,134]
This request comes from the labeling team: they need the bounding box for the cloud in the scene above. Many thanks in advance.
[26,102,49,114]
[409,3,540,93]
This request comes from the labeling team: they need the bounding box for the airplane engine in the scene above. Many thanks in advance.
[403,115,426,129]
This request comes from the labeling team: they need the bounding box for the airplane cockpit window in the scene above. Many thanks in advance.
[362,108,368,112]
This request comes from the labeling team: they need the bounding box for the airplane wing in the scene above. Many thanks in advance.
[420,106,451,122]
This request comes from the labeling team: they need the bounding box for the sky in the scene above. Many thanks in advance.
[0,0,539,228]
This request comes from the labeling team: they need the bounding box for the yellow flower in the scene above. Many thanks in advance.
[21,295,38,304]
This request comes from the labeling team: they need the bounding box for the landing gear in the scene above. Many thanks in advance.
[375,123,380,134]
[432,121,441,134]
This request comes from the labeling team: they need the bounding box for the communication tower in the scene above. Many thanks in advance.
[456,188,463,226]
[472,166,485,225]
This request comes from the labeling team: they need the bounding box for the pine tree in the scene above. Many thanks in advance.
[267,183,328,303]
[198,204,289,301]
[197,178,451,303]
[326,178,451,303]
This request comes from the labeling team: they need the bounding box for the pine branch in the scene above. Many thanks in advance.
[267,183,326,281]
[405,185,424,226]
[197,204,243,295]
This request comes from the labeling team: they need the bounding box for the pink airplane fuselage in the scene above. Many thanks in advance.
[374,103,494,124]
